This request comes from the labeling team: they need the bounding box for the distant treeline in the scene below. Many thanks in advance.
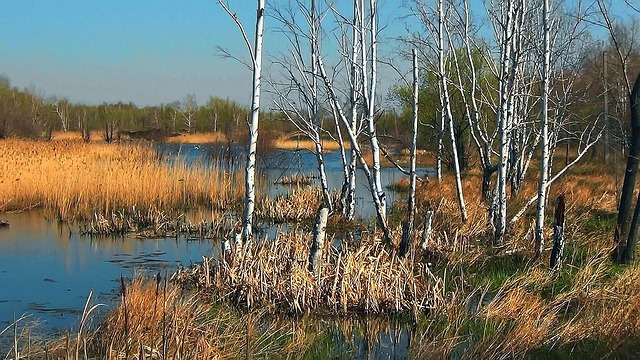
[0,75,412,147]
[0,76,282,141]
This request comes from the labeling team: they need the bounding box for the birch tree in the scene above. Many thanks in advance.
[52,98,70,132]
[438,0,468,222]
[511,0,602,228]
[181,94,197,133]
[362,0,387,219]
[535,0,551,256]
[219,0,266,244]
[399,48,420,257]
[270,0,334,213]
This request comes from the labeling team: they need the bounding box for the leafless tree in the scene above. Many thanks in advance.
[219,0,266,244]
[52,98,70,132]
[270,0,334,213]
[181,94,197,133]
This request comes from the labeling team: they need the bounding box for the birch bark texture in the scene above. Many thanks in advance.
[218,0,266,244]
[437,0,467,223]
[536,0,551,256]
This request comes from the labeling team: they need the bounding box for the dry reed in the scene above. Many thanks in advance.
[0,139,243,222]
[175,228,443,315]
[163,132,228,144]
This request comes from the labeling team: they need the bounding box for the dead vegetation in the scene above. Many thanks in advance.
[0,139,243,223]
[2,136,639,357]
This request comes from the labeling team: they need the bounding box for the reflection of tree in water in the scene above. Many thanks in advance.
[260,149,315,185]
[290,315,411,359]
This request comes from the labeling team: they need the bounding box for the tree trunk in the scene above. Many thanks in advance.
[343,0,361,222]
[614,73,640,262]
[308,206,329,273]
[536,0,551,257]
[310,0,332,213]
[400,48,420,258]
[421,208,434,251]
[362,0,386,220]
[604,51,610,164]
[436,113,444,182]
[616,73,640,263]
[438,0,467,223]
[494,0,517,245]
[550,195,565,270]
[241,0,266,244]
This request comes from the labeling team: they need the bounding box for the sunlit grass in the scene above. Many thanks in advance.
[274,136,346,152]
[175,227,443,315]
[0,139,243,221]
[164,131,228,144]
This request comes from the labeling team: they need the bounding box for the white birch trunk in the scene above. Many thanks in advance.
[494,0,516,244]
[344,0,362,221]
[310,0,333,213]
[436,113,444,182]
[308,206,329,273]
[438,0,468,223]
[240,0,266,244]
[409,48,419,229]
[361,0,386,220]
[535,0,551,256]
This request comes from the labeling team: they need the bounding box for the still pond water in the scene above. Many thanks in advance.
[0,145,423,356]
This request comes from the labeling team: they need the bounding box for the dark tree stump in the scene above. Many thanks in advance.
[550,195,565,270]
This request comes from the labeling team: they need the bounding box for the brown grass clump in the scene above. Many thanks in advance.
[0,139,242,221]
[257,187,336,222]
[51,130,104,142]
[164,131,228,144]
[275,173,314,186]
[91,278,301,359]
[274,135,345,152]
[176,228,443,315]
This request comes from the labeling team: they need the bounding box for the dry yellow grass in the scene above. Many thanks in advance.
[51,130,104,141]
[0,139,243,221]
[257,187,336,222]
[274,136,346,151]
[176,227,442,315]
[163,131,228,144]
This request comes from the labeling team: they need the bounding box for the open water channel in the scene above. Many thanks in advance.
[0,144,426,356]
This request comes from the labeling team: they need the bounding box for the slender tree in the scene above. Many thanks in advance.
[536,0,552,256]
[400,48,420,257]
[219,0,266,244]
[437,0,468,222]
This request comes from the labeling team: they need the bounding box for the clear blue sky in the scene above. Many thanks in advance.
[0,1,630,107]
[0,0,259,106]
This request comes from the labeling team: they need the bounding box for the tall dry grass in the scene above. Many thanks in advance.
[0,139,243,221]
[405,163,640,357]
[175,228,443,315]
[164,131,228,144]
[274,136,346,152]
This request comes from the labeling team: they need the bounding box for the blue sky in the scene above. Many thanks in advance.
[0,0,256,106]
[0,1,631,107]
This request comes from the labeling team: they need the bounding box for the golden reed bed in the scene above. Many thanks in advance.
[0,139,243,221]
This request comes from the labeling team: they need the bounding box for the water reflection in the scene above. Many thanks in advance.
[0,211,212,333]
[158,144,433,220]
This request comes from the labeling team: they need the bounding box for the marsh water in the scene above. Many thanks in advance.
[0,144,422,356]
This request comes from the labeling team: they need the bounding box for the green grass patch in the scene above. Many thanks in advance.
[583,210,617,234]
[471,254,528,290]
